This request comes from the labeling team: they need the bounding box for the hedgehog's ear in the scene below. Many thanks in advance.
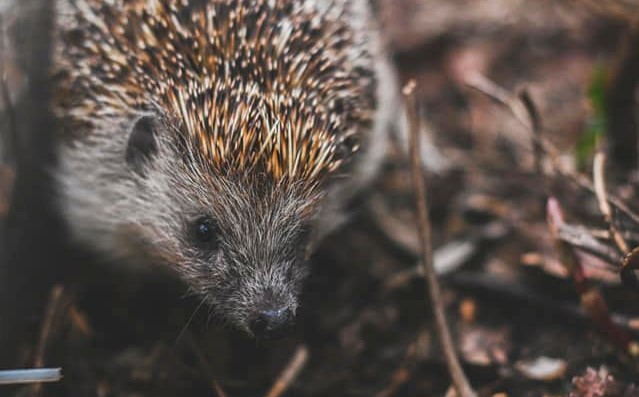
[126,115,159,176]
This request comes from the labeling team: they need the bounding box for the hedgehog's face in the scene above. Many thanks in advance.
[172,181,315,338]
[125,114,318,337]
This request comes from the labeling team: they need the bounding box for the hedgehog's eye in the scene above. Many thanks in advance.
[191,216,220,249]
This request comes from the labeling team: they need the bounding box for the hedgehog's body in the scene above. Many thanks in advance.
[52,0,398,334]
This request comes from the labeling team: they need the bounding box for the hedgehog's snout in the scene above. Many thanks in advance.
[249,293,295,338]
[226,261,305,338]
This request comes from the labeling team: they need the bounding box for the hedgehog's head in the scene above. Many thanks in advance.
[54,0,375,338]
[105,96,353,337]
[59,92,359,337]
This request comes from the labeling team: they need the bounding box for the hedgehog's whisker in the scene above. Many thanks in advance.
[174,296,206,346]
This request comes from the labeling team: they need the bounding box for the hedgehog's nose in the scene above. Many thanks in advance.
[250,307,292,338]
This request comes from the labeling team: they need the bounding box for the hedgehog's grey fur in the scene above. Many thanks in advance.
[52,0,399,332]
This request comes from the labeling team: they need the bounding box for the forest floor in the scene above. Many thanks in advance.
[4,1,639,396]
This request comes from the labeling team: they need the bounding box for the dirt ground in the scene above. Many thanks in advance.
[2,1,639,396]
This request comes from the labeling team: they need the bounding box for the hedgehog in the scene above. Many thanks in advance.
[51,0,400,336]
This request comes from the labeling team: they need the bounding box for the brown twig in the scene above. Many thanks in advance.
[67,305,93,337]
[519,89,544,182]
[30,284,65,396]
[263,344,309,397]
[465,73,533,130]
[593,152,629,253]
[404,80,477,397]
[593,152,639,287]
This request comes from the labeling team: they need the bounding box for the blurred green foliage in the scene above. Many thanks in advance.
[576,64,607,169]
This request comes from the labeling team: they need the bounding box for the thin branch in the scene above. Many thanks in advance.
[404,80,477,397]
[67,305,93,337]
[263,345,309,397]
[519,89,545,194]
[593,152,629,253]
[593,152,639,287]
[465,73,533,130]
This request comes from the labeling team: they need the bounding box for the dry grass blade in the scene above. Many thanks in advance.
[263,345,309,397]
[465,73,532,130]
[519,89,545,189]
[404,80,477,397]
